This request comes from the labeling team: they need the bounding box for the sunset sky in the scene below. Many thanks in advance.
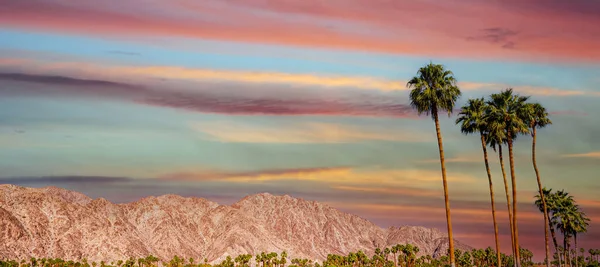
[1,0,600,260]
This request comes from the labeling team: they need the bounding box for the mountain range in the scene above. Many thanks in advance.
[0,184,472,263]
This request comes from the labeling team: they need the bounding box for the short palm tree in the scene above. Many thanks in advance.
[554,190,575,267]
[557,204,577,267]
[544,189,590,267]
[487,88,530,267]
[407,62,461,267]
[455,97,501,267]
[535,188,562,267]
[524,102,552,267]
[573,222,588,267]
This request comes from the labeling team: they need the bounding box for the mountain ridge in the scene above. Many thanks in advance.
[0,184,472,263]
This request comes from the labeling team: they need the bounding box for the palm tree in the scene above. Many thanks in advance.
[280,251,288,267]
[407,62,461,267]
[487,88,530,267]
[572,209,589,267]
[535,188,562,267]
[557,205,577,267]
[523,102,552,267]
[546,190,590,267]
[455,97,501,267]
[391,245,400,267]
[487,115,516,263]
[552,190,575,267]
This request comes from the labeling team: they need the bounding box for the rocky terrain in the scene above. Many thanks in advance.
[0,184,471,263]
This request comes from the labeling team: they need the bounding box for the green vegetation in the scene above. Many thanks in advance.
[5,245,600,267]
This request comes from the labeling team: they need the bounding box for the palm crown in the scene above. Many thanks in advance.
[486,88,530,139]
[524,102,552,135]
[455,97,487,135]
[407,62,461,119]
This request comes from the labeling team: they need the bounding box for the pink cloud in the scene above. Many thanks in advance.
[1,0,600,62]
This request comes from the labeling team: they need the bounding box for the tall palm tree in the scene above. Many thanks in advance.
[487,118,516,263]
[487,88,530,267]
[407,62,461,267]
[455,97,501,267]
[524,102,552,267]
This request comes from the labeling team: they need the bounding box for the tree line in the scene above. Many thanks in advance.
[3,244,600,267]
[407,62,591,267]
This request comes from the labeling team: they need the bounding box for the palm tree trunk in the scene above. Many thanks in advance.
[499,145,517,265]
[567,235,572,267]
[549,219,562,267]
[564,232,568,267]
[433,109,455,267]
[532,126,551,267]
[548,230,562,267]
[480,133,501,267]
[574,233,578,267]
[508,133,521,267]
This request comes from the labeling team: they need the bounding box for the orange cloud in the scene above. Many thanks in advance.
[160,167,478,189]
[190,121,433,144]
[0,58,406,90]
[416,156,484,164]
[457,81,598,97]
[561,151,600,159]
[331,185,441,198]
[113,66,408,91]
[578,199,600,209]
[160,167,353,182]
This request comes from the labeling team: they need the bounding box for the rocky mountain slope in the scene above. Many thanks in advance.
[0,184,471,263]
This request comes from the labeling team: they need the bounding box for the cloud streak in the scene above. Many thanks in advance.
[562,151,600,159]
[466,28,519,49]
[0,72,137,89]
[159,166,478,189]
[191,121,433,143]
[159,167,352,182]
[0,70,415,118]
[111,65,407,91]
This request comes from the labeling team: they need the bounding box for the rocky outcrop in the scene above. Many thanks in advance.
[0,184,471,263]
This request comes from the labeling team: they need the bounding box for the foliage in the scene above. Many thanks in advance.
[5,245,599,267]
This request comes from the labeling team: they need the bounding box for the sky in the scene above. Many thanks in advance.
[1,0,600,261]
